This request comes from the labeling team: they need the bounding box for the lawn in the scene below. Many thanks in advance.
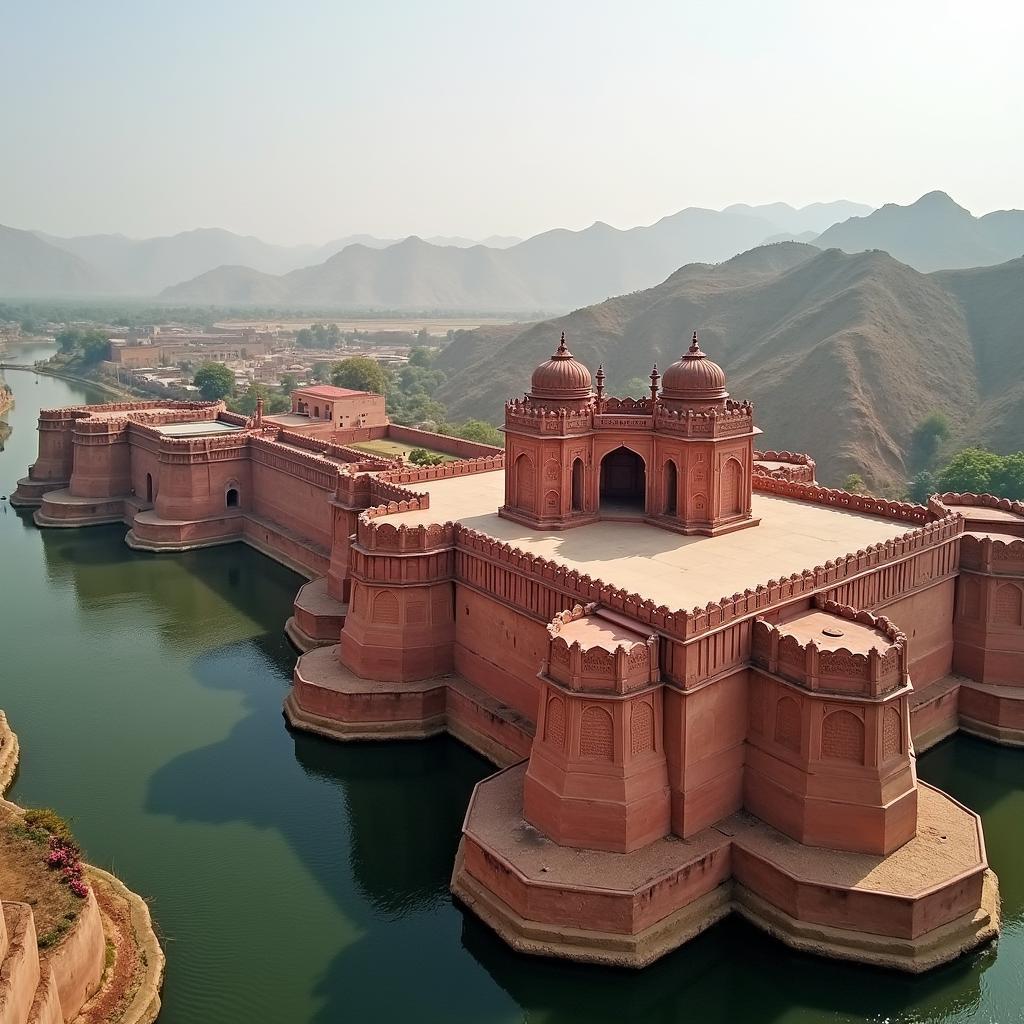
[347,439,457,462]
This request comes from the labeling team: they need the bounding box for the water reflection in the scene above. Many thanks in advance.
[1,362,1022,1024]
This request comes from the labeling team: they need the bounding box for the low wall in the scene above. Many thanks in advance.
[386,424,502,460]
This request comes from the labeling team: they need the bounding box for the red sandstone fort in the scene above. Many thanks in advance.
[13,333,1023,971]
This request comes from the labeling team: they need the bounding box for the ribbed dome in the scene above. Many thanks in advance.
[530,333,593,401]
[660,332,728,404]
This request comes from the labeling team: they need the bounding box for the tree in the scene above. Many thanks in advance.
[193,362,235,400]
[455,419,503,446]
[56,328,82,354]
[279,372,299,393]
[909,413,952,472]
[330,356,391,395]
[909,470,938,504]
[230,383,289,416]
[408,448,444,466]
[310,361,332,382]
[80,333,110,364]
[991,452,1024,500]
[935,448,1003,495]
[842,474,867,494]
[408,347,433,368]
[295,328,316,348]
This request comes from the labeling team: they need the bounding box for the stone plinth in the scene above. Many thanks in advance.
[454,765,997,972]
[285,577,348,652]
[286,646,533,765]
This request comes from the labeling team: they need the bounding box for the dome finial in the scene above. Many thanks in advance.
[689,330,701,355]
[557,331,568,355]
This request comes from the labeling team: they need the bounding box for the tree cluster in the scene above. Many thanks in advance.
[296,323,341,349]
[55,328,110,365]
[193,361,235,400]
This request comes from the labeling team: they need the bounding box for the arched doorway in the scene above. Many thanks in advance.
[226,487,240,508]
[599,447,646,515]
[145,473,153,504]
[663,460,677,515]
[571,458,584,512]
[514,454,535,513]
[721,458,743,517]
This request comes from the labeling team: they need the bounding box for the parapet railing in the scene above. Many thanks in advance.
[653,400,755,438]
[959,533,1024,573]
[373,453,504,485]
[928,491,1024,519]
[753,476,930,524]
[753,449,817,482]
[275,429,398,469]
[248,435,341,490]
[751,597,907,697]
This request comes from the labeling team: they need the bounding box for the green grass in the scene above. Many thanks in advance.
[347,439,456,462]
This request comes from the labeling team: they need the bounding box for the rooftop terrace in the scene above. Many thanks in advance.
[380,470,915,612]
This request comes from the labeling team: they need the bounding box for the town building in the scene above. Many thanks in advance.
[13,331,1022,973]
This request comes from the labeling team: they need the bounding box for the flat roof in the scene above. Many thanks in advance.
[265,413,313,427]
[380,470,911,613]
[295,385,372,399]
[156,420,243,437]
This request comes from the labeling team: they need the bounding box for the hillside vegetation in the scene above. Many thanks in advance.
[435,242,1022,488]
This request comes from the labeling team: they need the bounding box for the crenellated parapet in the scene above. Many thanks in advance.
[525,603,671,852]
[960,532,1024,574]
[355,518,454,553]
[753,449,817,483]
[653,398,755,438]
[754,475,929,523]
[248,435,341,490]
[752,598,908,698]
[455,512,962,645]
[503,399,593,435]
[373,453,505,484]
[545,604,659,694]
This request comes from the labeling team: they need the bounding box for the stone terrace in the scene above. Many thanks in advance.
[379,470,915,613]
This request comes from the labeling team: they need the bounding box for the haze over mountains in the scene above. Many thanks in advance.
[434,241,1024,488]
[815,191,1024,272]
[0,200,869,304]
[158,201,873,310]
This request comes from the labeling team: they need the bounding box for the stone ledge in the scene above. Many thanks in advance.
[733,869,999,973]
[454,765,997,972]
[283,690,446,742]
[451,843,732,968]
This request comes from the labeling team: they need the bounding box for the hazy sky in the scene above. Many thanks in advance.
[3,1,1022,245]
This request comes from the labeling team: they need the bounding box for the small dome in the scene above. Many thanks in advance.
[660,331,728,404]
[530,333,593,401]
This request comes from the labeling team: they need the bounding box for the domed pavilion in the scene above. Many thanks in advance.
[500,330,761,535]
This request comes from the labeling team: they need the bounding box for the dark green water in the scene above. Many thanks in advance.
[1,351,1022,1023]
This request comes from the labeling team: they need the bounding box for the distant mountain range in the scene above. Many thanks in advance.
[157,201,872,310]
[0,201,869,304]
[434,241,1024,487]
[815,191,1024,272]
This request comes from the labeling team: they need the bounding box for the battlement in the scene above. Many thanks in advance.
[752,598,908,698]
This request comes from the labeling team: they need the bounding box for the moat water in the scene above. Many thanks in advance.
[1,349,1023,1023]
